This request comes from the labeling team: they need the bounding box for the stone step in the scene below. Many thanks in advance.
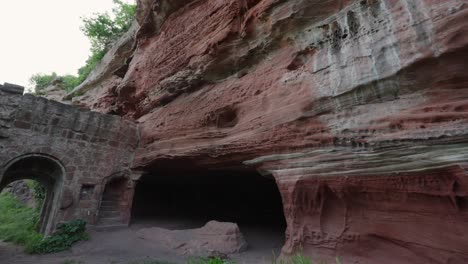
[99,205,119,211]
[100,210,120,218]
[90,224,128,232]
[100,201,119,207]
[102,195,119,200]
[99,216,122,223]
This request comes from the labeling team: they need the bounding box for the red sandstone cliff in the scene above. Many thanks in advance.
[69,0,468,263]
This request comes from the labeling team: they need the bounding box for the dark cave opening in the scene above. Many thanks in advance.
[131,167,287,252]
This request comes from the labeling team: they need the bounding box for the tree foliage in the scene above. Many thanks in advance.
[29,73,58,94]
[30,0,136,95]
[29,73,80,94]
[81,0,136,53]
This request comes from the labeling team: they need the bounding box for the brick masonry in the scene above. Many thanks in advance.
[0,85,139,229]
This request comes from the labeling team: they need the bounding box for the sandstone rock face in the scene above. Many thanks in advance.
[72,0,468,263]
[136,221,248,256]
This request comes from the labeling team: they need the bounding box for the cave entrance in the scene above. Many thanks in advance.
[0,155,64,235]
[131,166,286,253]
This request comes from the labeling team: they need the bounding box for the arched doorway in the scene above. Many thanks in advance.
[0,154,64,234]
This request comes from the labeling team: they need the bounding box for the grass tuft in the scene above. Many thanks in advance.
[0,192,43,247]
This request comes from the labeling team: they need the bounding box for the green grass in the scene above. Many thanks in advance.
[61,260,85,264]
[129,254,336,264]
[0,192,43,248]
[188,257,233,264]
[270,253,313,264]
[0,192,89,254]
[129,261,176,264]
[271,254,342,264]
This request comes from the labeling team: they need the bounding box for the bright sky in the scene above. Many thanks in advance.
[0,0,134,91]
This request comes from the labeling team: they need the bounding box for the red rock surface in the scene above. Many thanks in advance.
[72,0,468,262]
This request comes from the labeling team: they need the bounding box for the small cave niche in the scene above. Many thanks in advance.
[79,184,95,200]
[347,11,360,37]
[131,166,287,254]
[330,21,343,51]
[216,107,238,128]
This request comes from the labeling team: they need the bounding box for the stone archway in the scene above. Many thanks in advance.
[0,154,65,235]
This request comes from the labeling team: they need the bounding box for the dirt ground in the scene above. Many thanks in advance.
[0,222,284,264]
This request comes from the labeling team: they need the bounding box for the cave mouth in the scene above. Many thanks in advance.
[131,167,287,251]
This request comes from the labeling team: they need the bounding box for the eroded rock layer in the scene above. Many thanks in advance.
[72,0,468,262]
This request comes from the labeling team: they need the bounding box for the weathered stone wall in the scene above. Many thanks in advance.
[0,85,139,226]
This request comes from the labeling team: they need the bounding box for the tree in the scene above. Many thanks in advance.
[81,0,136,52]
[30,0,136,95]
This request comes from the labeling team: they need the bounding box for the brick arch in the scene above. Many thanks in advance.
[0,153,65,235]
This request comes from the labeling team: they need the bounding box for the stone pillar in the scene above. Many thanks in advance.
[121,170,144,225]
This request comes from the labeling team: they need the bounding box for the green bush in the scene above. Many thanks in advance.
[76,49,107,84]
[30,73,58,94]
[29,73,80,94]
[27,219,89,254]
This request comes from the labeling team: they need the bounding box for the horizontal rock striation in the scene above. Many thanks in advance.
[73,0,468,262]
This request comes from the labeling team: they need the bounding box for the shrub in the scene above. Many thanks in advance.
[27,219,89,254]
[29,73,80,94]
[76,49,107,84]
[30,73,58,94]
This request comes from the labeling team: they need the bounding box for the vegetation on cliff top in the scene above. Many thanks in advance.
[31,0,136,95]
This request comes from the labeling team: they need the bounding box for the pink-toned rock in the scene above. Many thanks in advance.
[70,0,468,263]
[136,221,248,256]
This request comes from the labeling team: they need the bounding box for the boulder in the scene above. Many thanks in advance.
[136,221,248,256]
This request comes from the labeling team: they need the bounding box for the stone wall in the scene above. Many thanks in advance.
[0,84,139,228]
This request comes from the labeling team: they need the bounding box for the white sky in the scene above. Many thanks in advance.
[0,0,134,91]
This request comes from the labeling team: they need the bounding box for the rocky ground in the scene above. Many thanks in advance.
[0,222,285,264]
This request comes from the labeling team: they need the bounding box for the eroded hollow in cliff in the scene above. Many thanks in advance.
[131,165,286,252]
